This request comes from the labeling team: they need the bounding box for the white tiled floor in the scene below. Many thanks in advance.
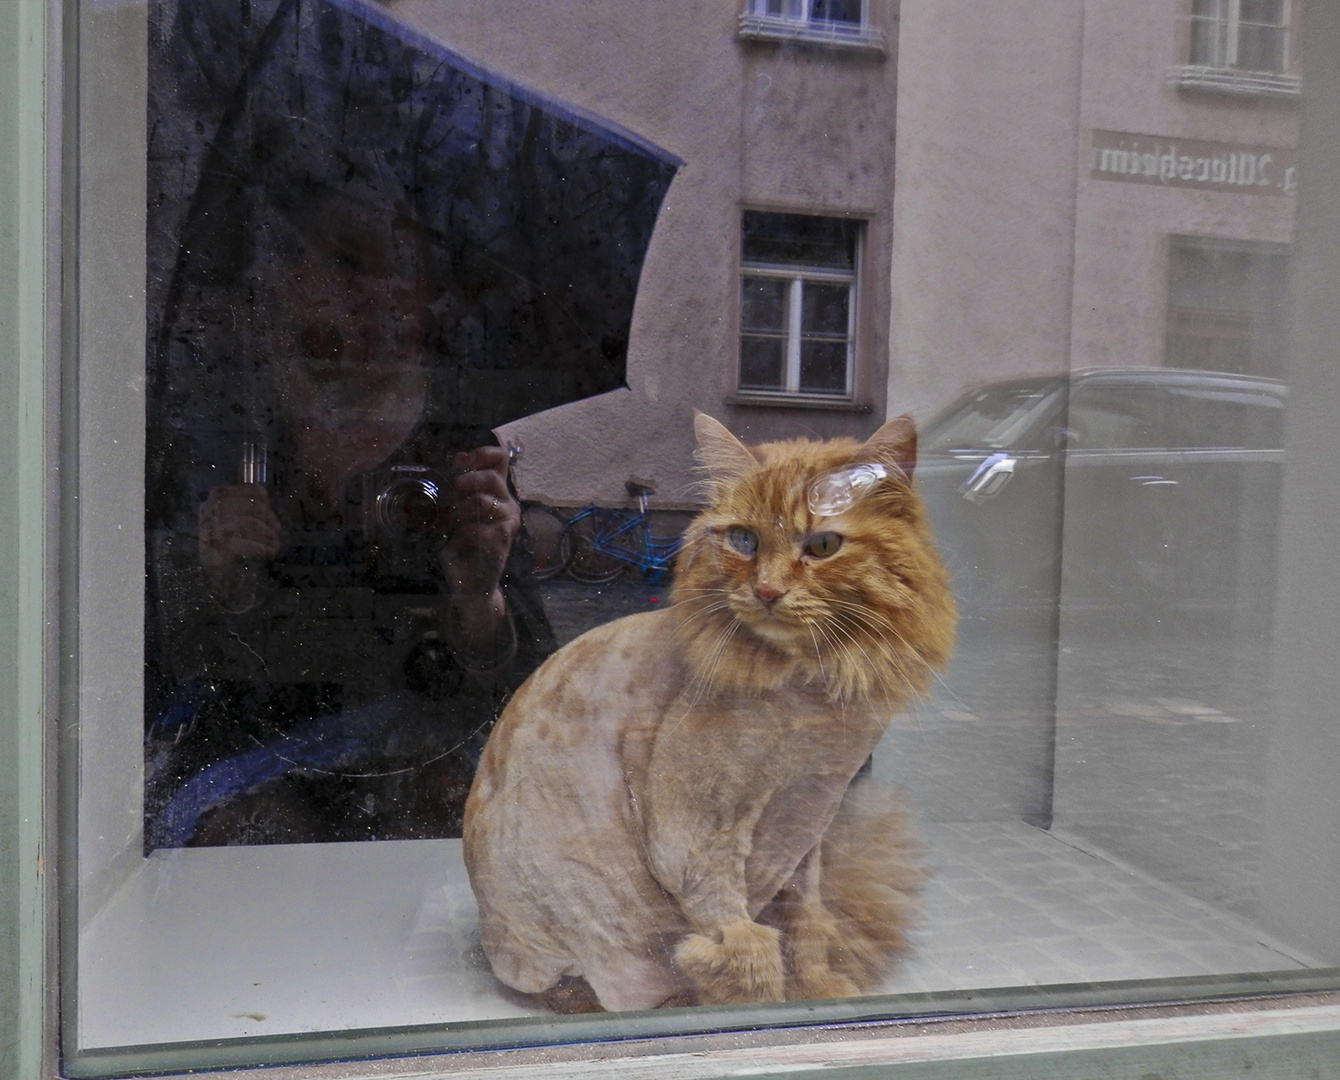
[80,821,1322,1049]
[881,820,1315,996]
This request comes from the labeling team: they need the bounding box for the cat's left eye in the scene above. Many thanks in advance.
[804,532,844,558]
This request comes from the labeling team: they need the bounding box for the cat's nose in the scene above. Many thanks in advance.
[754,583,786,606]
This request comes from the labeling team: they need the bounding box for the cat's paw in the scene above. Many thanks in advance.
[789,966,860,1002]
[674,919,784,1004]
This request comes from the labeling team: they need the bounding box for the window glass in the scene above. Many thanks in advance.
[753,0,863,26]
[1169,386,1285,449]
[739,213,858,398]
[742,211,858,270]
[1190,0,1288,71]
[798,282,851,393]
[1237,0,1288,70]
[64,0,1339,1075]
[1167,239,1288,379]
[1067,385,1169,450]
[812,0,863,26]
[920,382,1061,452]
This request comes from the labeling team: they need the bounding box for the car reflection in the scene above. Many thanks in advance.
[916,368,1286,630]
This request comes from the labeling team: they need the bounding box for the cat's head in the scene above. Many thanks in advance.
[670,413,955,702]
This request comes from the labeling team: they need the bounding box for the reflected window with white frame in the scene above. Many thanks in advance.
[737,0,886,51]
[738,211,858,399]
[1190,0,1290,72]
[748,0,863,27]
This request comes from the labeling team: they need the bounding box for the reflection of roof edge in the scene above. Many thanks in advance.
[331,0,685,169]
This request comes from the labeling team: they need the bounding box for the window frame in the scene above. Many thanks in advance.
[1189,0,1292,72]
[1165,235,1291,379]
[1169,0,1301,97]
[738,266,858,399]
[736,212,862,405]
[737,0,888,54]
[4,0,1340,1077]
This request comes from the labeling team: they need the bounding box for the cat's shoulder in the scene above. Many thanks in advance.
[535,607,681,677]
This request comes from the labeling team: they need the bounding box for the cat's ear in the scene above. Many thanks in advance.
[861,415,918,479]
[694,412,759,481]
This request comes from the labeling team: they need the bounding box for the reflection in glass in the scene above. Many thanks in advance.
[799,339,848,393]
[141,0,677,848]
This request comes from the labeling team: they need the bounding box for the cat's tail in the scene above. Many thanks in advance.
[814,782,923,992]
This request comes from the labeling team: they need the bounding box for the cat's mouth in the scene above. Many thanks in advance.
[736,596,807,643]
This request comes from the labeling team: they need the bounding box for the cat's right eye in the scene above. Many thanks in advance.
[725,526,758,555]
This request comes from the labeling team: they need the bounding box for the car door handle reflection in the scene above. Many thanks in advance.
[1130,476,1179,486]
[960,452,1017,503]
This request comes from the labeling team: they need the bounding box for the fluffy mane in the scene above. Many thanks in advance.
[670,414,955,703]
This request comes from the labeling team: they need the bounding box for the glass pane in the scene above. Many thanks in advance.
[1066,385,1169,450]
[1167,241,1288,379]
[812,0,862,25]
[1235,24,1287,70]
[1240,0,1286,27]
[739,335,787,389]
[742,210,859,270]
[798,339,848,392]
[801,280,850,336]
[65,0,1340,1073]
[1190,0,1230,65]
[920,381,1062,452]
[741,275,788,332]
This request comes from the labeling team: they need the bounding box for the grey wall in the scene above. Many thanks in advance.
[888,0,1084,425]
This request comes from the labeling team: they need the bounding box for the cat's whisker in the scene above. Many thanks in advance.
[691,635,730,699]
[879,618,965,706]
[807,624,830,691]
[684,621,741,710]
[814,614,879,681]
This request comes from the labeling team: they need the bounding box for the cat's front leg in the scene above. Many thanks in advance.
[673,919,785,1005]
[660,840,786,1004]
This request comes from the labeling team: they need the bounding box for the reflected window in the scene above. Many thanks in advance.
[739,211,859,398]
[1167,237,1289,379]
[737,0,886,52]
[1190,0,1290,72]
[748,0,862,26]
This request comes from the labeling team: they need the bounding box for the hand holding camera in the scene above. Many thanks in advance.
[439,446,521,657]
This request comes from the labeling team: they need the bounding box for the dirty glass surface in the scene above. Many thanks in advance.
[141,0,676,850]
[65,0,1339,1075]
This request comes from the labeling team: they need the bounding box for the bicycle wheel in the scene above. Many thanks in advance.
[560,513,626,584]
[521,502,568,581]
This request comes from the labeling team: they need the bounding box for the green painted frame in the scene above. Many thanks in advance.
[0,0,56,1078]
[2,0,1340,1076]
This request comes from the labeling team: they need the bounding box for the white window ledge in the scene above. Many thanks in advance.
[728,392,870,411]
[736,14,888,55]
[1167,65,1302,99]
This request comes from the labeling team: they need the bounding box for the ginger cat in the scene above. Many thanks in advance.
[463,413,955,1011]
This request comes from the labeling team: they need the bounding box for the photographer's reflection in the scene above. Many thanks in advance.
[146,185,554,847]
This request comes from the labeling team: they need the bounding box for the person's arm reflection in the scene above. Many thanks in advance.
[442,445,522,668]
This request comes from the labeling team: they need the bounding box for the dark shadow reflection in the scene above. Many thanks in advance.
[142,0,677,847]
